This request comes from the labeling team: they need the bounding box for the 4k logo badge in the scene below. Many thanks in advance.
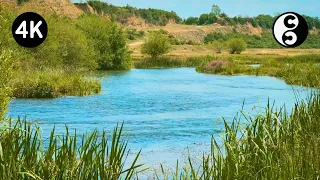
[12,12,48,48]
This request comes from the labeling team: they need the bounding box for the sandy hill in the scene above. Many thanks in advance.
[131,23,263,44]
[0,0,83,18]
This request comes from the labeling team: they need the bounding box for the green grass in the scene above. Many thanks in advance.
[11,70,102,98]
[158,93,320,179]
[134,56,213,69]
[0,119,146,179]
[197,54,320,88]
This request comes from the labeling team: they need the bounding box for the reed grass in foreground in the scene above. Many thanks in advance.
[158,94,320,179]
[0,119,146,179]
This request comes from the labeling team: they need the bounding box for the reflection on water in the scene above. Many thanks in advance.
[8,68,311,170]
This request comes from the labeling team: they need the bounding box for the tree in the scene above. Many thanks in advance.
[198,14,208,25]
[141,32,171,58]
[207,13,218,24]
[76,15,132,70]
[185,17,198,25]
[211,4,222,17]
[227,38,247,54]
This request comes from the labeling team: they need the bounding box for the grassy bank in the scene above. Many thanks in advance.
[196,54,320,88]
[11,71,101,98]
[158,93,320,179]
[134,56,213,68]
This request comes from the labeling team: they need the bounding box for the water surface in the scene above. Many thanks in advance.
[8,68,310,170]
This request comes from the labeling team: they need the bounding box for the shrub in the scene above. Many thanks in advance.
[227,38,247,54]
[0,50,13,118]
[210,40,224,53]
[76,15,132,70]
[141,33,171,58]
[11,71,101,98]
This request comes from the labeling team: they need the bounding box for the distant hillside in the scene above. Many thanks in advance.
[87,0,182,26]
[87,1,320,31]
[0,0,83,18]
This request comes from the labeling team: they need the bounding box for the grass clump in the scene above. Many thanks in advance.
[0,119,145,179]
[159,93,320,179]
[196,60,255,75]
[134,56,213,69]
[11,71,101,98]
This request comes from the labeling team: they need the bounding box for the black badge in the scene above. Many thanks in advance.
[273,12,308,48]
[12,12,48,48]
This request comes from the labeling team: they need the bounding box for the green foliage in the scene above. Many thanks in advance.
[185,17,198,25]
[211,4,222,17]
[76,15,132,70]
[160,94,320,179]
[0,120,145,179]
[198,14,209,25]
[16,0,29,5]
[134,56,213,68]
[33,16,98,70]
[11,71,101,98]
[196,60,254,75]
[88,0,182,26]
[0,51,13,118]
[227,38,247,54]
[124,28,145,40]
[204,31,320,49]
[141,33,171,58]
[210,40,225,53]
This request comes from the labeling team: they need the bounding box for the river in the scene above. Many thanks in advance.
[8,68,310,174]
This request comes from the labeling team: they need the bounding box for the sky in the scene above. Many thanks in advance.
[73,0,320,18]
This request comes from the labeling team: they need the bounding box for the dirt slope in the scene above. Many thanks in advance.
[0,0,83,18]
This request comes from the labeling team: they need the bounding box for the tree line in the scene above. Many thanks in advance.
[88,0,182,26]
[88,1,320,29]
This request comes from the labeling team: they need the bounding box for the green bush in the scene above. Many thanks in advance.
[76,15,132,70]
[227,38,247,54]
[11,71,101,98]
[141,33,171,58]
[210,40,225,53]
[135,56,213,68]
[0,51,13,118]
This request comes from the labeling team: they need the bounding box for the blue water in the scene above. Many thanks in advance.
[8,68,311,171]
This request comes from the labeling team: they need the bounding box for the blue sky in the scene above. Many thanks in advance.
[74,0,320,18]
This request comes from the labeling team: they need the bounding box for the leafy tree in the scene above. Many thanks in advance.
[207,13,218,24]
[76,15,132,70]
[185,17,199,25]
[227,38,247,54]
[198,14,208,25]
[211,4,222,17]
[141,32,171,58]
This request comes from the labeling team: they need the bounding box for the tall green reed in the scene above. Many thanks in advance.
[0,119,146,179]
[158,93,320,179]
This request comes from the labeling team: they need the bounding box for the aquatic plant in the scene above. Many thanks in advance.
[158,93,320,179]
[0,119,146,179]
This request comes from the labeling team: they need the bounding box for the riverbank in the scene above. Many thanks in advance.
[133,53,320,89]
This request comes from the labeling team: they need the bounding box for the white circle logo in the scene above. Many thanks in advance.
[272,12,308,48]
